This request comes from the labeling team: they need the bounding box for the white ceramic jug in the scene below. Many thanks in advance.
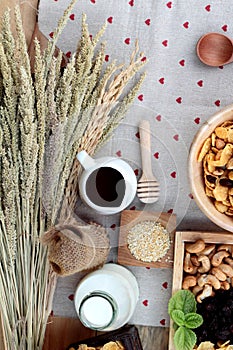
[77,150,137,215]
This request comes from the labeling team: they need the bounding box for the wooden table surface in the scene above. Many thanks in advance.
[43,316,169,350]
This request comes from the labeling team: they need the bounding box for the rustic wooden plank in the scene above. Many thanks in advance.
[117,210,176,268]
[43,316,96,350]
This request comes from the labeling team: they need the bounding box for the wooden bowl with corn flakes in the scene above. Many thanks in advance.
[188,104,233,232]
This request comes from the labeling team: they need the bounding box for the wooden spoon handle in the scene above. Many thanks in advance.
[139,120,153,178]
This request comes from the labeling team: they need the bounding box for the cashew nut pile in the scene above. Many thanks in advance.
[182,239,233,303]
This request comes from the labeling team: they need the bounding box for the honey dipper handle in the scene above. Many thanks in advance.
[139,120,154,178]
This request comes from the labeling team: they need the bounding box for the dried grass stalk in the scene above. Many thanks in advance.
[0,1,146,349]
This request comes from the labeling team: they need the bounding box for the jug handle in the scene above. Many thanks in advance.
[76,150,96,170]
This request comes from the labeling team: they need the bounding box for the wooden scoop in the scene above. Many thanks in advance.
[197,32,233,66]
[137,120,160,204]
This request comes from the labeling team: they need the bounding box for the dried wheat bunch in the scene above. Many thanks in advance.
[0,1,146,349]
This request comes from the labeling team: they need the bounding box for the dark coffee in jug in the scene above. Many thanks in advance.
[85,167,126,207]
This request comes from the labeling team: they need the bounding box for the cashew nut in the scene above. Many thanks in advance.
[220,280,230,290]
[182,275,197,290]
[217,244,233,254]
[192,285,203,296]
[186,239,205,254]
[197,274,221,289]
[211,267,227,281]
[211,250,230,266]
[190,255,201,267]
[197,255,211,273]
[198,244,216,256]
[196,284,214,303]
[224,257,233,267]
[218,263,233,277]
[184,252,198,274]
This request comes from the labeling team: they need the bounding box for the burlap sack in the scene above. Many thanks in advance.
[42,221,110,276]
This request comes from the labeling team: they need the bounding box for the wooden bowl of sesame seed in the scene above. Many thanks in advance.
[117,210,176,268]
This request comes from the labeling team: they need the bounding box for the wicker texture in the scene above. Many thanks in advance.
[42,221,110,276]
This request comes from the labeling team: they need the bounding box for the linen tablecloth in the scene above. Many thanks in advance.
[39,0,233,327]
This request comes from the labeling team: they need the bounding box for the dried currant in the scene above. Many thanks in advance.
[219,178,233,187]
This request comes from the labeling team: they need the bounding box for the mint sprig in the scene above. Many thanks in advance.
[174,326,197,350]
[168,290,203,350]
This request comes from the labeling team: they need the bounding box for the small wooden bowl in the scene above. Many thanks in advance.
[188,104,233,232]
[197,33,233,66]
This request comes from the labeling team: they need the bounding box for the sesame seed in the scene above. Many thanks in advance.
[127,220,170,262]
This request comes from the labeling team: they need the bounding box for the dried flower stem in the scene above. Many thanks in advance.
[0,2,146,349]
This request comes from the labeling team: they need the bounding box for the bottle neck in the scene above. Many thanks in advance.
[78,291,117,330]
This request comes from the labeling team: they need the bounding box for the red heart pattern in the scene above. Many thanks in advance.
[68,294,74,301]
[130,205,136,210]
[138,94,144,101]
[222,24,228,32]
[179,59,185,66]
[46,0,233,329]
[66,51,71,59]
[160,319,166,326]
[170,171,176,178]
[159,77,165,84]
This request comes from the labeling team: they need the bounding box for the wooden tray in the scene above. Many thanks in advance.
[168,230,233,350]
[117,210,176,268]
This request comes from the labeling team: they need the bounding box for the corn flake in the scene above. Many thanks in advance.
[199,120,233,217]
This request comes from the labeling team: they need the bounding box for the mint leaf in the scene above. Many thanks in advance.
[168,290,196,315]
[171,310,185,327]
[174,326,197,350]
[184,313,203,329]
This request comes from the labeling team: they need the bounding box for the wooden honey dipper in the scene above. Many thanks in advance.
[137,120,160,203]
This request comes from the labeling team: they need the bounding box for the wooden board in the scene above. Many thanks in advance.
[42,316,169,350]
[43,316,96,350]
[117,210,176,268]
[168,230,233,350]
